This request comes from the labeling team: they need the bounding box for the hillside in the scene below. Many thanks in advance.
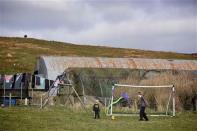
[0,36,196,74]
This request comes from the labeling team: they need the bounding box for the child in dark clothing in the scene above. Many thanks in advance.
[138,92,149,121]
[93,100,100,119]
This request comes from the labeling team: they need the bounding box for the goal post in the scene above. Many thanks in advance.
[107,84,175,117]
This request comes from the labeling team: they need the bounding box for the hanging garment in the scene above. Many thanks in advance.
[35,76,41,86]
[54,79,60,87]
[5,75,13,83]
[0,75,3,89]
[4,75,13,89]
[50,80,54,87]
[21,73,26,83]
[14,74,23,89]
[35,76,45,89]
[23,73,31,89]
[32,75,35,88]
[40,77,45,89]
[26,73,32,83]
[12,74,17,89]
[45,79,50,91]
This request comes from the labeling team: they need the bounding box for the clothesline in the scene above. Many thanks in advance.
[0,74,53,91]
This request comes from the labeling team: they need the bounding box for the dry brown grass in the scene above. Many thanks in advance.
[115,71,197,112]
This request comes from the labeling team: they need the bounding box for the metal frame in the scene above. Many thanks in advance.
[41,70,86,110]
[107,84,175,117]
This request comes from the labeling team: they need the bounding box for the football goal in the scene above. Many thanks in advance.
[106,84,175,117]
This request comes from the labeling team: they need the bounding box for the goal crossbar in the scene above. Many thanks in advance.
[114,84,174,88]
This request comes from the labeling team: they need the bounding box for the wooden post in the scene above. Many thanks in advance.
[9,93,11,107]
[40,95,43,109]
[48,79,50,97]
[71,85,86,110]
[79,76,86,104]
[25,98,28,106]
[3,77,5,105]
[21,82,23,100]
[99,80,103,97]
[31,88,33,104]
[30,75,33,104]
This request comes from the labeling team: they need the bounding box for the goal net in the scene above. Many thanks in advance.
[106,84,175,117]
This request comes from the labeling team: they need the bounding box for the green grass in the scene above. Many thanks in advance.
[0,106,197,131]
[0,36,196,74]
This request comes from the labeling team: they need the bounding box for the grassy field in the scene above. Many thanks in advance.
[0,106,197,131]
[0,36,196,74]
[1,37,196,131]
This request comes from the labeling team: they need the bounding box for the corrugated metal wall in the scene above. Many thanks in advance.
[37,56,197,80]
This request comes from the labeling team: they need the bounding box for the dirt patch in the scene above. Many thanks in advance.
[14,43,51,50]
[6,53,12,58]
[0,42,51,51]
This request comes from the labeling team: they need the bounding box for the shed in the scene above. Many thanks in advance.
[36,56,197,80]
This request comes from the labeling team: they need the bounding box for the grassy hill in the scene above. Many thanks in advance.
[0,36,196,74]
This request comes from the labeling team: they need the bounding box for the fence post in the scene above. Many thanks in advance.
[31,88,33,104]
[21,82,23,100]
[3,77,5,105]
[9,93,11,107]
[40,95,42,108]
